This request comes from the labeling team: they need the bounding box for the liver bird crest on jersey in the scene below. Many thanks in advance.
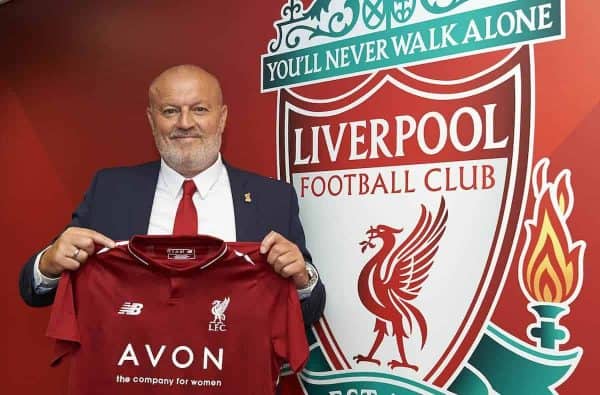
[209,297,230,332]
[354,197,448,371]
[211,297,230,323]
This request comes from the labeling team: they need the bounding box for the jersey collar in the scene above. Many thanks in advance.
[127,235,228,272]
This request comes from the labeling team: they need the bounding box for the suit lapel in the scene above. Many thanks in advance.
[128,161,161,236]
[226,164,264,241]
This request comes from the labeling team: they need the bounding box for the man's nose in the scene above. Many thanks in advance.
[176,109,194,129]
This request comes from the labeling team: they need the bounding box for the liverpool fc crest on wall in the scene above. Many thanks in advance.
[263,1,585,394]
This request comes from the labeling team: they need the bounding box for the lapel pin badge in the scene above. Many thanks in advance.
[244,192,252,203]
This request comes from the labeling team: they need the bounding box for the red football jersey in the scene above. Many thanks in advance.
[47,235,308,395]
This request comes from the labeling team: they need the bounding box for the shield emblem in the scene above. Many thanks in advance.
[277,46,533,389]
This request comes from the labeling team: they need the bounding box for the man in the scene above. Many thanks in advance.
[18,64,325,327]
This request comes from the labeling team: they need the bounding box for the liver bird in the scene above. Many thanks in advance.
[211,297,230,323]
[353,197,448,371]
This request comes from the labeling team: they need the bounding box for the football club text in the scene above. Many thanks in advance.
[297,163,496,198]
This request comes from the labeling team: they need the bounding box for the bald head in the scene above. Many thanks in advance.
[148,65,224,109]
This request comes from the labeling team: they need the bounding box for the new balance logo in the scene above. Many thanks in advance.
[118,302,144,316]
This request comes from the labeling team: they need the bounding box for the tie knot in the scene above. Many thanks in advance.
[182,180,196,197]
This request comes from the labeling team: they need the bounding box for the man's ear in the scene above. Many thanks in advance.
[219,105,228,134]
[146,107,154,129]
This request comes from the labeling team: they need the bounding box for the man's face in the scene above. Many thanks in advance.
[147,70,228,177]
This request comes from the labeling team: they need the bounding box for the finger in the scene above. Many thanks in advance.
[79,229,116,248]
[59,257,81,272]
[279,261,306,279]
[72,248,89,264]
[260,231,282,254]
[266,242,290,266]
[70,235,97,255]
[61,226,81,236]
[279,261,304,279]
[63,227,115,249]
[58,244,76,264]
[272,251,297,274]
[284,262,307,280]
[55,244,88,272]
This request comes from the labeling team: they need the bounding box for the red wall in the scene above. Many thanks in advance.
[1,1,598,393]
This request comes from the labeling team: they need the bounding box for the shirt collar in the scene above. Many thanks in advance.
[159,154,226,199]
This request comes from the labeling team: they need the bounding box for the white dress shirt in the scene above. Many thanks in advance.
[33,154,316,297]
[148,155,236,239]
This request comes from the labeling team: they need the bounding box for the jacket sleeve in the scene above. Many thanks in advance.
[287,186,326,328]
[18,172,98,307]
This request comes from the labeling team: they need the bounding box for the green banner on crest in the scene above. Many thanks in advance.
[286,323,581,394]
[262,0,564,90]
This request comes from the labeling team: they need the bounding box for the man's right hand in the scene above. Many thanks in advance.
[39,227,115,278]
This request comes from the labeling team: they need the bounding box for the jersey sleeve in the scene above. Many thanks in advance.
[272,281,309,373]
[46,271,80,366]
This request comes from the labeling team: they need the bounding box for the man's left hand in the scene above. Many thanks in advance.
[260,231,309,289]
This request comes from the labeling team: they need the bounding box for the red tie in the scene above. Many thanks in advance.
[173,180,198,235]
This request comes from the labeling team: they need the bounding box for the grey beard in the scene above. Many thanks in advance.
[155,137,221,176]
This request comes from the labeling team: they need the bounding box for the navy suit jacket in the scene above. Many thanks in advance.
[18,161,325,326]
